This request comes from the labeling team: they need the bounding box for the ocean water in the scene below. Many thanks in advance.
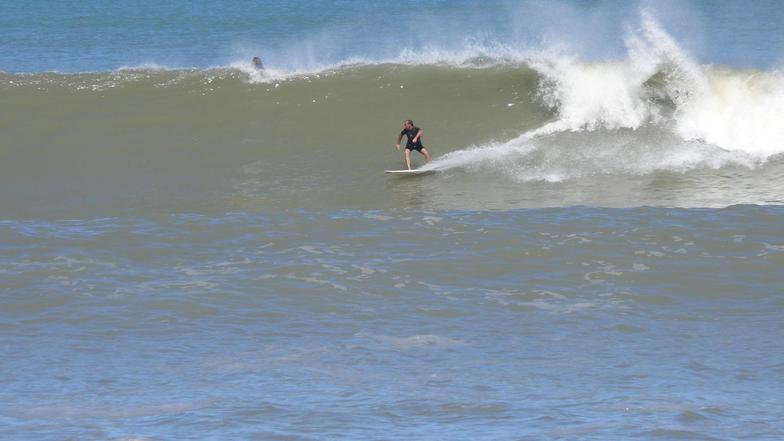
[1,1,784,440]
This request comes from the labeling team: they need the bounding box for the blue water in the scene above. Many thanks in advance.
[2,208,783,440]
[3,0,784,72]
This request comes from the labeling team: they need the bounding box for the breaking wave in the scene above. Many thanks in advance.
[425,11,784,183]
[2,11,783,214]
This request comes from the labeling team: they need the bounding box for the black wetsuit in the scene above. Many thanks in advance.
[401,126,424,151]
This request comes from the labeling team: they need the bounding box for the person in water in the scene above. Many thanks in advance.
[395,119,432,170]
[252,56,264,70]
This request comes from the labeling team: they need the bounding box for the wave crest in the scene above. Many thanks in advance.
[426,11,784,183]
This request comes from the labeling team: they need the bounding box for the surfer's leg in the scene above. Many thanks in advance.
[421,148,431,163]
[404,148,412,170]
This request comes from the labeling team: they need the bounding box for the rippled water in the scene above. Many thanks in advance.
[2,207,783,440]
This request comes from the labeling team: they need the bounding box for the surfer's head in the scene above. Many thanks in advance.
[403,119,414,128]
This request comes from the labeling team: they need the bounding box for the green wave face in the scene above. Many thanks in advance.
[1,64,783,217]
[0,65,551,216]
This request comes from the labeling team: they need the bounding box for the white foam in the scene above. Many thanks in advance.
[530,11,784,158]
[675,67,784,157]
[424,10,784,181]
[391,41,534,67]
[114,62,172,71]
[225,47,533,85]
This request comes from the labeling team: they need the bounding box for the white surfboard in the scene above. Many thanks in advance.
[384,169,436,176]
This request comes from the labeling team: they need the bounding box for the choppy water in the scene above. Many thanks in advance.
[2,208,783,440]
[2,1,784,440]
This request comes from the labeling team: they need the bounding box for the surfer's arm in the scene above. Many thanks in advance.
[413,129,423,143]
[395,133,403,149]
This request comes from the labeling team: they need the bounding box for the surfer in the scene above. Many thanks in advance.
[252,56,264,70]
[395,119,431,170]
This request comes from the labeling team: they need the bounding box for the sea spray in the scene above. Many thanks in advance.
[426,11,782,183]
